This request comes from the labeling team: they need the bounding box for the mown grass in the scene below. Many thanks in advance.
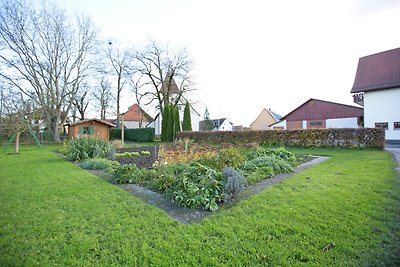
[0,145,399,266]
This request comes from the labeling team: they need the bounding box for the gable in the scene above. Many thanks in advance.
[123,104,153,121]
[282,99,363,121]
[251,109,279,127]
[351,47,400,93]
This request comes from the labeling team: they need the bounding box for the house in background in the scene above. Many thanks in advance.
[68,118,115,141]
[250,108,281,130]
[350,47,400,142]
[270,98,363,130]
[122,104,153,129]
[211,118,233,131]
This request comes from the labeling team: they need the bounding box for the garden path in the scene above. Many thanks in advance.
[119,156,330,224]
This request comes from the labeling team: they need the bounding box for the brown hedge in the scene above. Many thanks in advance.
[176,128,385,150]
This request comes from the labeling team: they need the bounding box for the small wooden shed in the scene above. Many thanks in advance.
[68,119,115,141]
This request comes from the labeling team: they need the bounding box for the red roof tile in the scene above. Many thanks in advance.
[278,99,363,121]
[351,47,400,93]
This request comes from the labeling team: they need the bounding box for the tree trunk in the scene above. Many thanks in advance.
[15,132,20,154]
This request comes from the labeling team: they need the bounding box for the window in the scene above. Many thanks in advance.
[79,126,94,135]
[375,122,388,130]
[394,122,400,130]
[310,121,322,126]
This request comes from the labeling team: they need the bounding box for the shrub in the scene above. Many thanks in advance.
[63,137,112,162]
[176,128,385,149]
[239,155,294,184]
[221,167,246,202]
[79,158,120,171]
[198,147,245,171]
[109,128,155,142]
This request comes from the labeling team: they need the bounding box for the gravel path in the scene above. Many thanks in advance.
[119,156,330,224]
[385,147,400,172]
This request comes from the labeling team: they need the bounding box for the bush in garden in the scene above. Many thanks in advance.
[63,137,112,162]
[197,147,245,171]
[239,155,294,184]
[169,163,222,211]
[221,167,246,202]
[112,164,143,184]
[248,147,297,166]
[79,158,120,171]
[109,128,155,142]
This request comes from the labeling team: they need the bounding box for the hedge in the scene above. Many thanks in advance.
[176,128,385,149]
[109,128,155,142]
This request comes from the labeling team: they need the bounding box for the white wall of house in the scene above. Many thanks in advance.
[218,119,233,131]
[302,120,307,129]
[272,120,286,130]
[326,117,359,128]
[124,121,140,129]
[364,87,400,140]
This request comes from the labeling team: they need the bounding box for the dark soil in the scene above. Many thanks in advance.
[115,146,158,168]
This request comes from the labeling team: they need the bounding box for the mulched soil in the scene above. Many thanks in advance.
[115,146,158,168]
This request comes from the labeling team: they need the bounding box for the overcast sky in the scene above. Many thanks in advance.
[54,0,400,126]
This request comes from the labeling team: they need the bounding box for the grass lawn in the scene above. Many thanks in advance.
[0,145,399,266]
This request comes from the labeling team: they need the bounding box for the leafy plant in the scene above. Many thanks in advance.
[63,137,112,162]
[79,158,120,171]
[140,151,151,156]
[221,167,247,202]
[115,151,140,158]
[198,147,245,171]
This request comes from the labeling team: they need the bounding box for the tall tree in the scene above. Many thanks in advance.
[105,42,132,128]
[132,40,193,114]
[202,107,213,131]
[174,105,181,133]
[0,0,98,142]
[182,101,192,131]
[93,76,114,120]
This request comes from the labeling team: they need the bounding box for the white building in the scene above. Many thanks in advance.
[270,98,363,130]
[351,47,400,142]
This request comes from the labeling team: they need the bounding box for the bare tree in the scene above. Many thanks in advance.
[105,42,132,127]
[71,82,90,121]
[93,76,114,120]
[132,40,194,114]
[1,90,41,153]
[0,0,98,142]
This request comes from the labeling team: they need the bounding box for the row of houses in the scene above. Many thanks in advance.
[68,47,400,142]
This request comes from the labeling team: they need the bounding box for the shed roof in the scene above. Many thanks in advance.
[69,118,116,127]
[277,98,363,122]
[351,47,400,93]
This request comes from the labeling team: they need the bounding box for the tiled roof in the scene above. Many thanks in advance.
[351,47,400,93]
[278,99,363,121]
[69,118,115,127]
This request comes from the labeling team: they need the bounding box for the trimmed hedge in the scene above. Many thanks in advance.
[110,128,155,142]
[176,128,385,149]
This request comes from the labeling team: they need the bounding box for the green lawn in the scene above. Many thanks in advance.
[0,145,399,266]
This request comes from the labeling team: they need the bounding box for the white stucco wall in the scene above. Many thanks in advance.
[272,120,286,130]
[302,120,307,129]
[326,117,359,128]
[364,87,400,140]
[219,119,233,131]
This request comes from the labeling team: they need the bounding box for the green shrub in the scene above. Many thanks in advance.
[221,167,246,202]
[198,147,245,171]
[63,137,112,162]
[169,163,222,211]
[239,155,294,184]
[140,151,151,156]
[79,158,120,171]
[112,164,143,184]
[247,147,297,166]
[109,128,155,142]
